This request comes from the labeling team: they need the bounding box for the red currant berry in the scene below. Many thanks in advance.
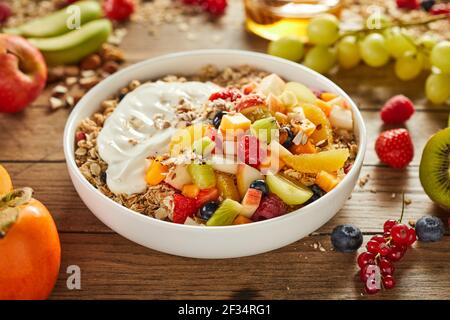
[371,234,385,243]
[384,230,391,238]
[360,264,376,282]
[379,258,395,276]
[383,219,397,232]
[365,280,381,294]
[0,2,12,23]
[391,223,410,245]
[382,275,396,289]
[406,228,416,246]
[103,0,135,21]
[366,240,380,254]
[357,252,376,269]
[387,243,407,262]
[378,242,392,257]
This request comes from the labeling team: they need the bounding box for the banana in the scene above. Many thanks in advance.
[3,1,103,38]
[28,19,112,66]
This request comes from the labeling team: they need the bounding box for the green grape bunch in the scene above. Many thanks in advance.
[267,13,450,105]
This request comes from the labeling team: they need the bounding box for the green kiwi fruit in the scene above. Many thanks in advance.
[419,127,450,210]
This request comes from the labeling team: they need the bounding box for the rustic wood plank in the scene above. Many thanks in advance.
[1,106,446,164]
[50,233,450,299]
[2,162,448,235]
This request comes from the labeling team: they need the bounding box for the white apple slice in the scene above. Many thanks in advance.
[236,163,263,198]
[240,188,263,218]
[329,106,353,130]
[164,165,192,190]
[210,155,238,175]
[257,74,286,96]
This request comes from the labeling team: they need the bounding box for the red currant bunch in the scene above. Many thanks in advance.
[182,0,228,17]
[357,196,416,294]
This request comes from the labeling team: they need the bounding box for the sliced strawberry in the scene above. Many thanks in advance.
[195,187,220,208]
[237,134,262,168]
[235,94,265,112]
[173,194,198,224]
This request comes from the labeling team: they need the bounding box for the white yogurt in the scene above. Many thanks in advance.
[97,81,220,195]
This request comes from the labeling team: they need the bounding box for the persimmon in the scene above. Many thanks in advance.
[0,165,12,195]
[0,169,61,300]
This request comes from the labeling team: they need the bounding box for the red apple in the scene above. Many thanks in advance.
[0,34,47,113]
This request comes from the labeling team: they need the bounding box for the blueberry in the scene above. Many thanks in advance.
[281,127,294,149]
[415,216,445,242]
[212,111,226,129]
[331,224,363,252]
[200,201,220,220]
[249,180,269,196]
[421,0,435,11]
[306,185,325,204]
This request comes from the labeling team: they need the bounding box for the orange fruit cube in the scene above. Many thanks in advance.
[316,170,339,192]
[289,140,317,155]
[145,159,168,186]
[182,184,200,198]
[233,215,253,225]
[320,92,338,102]
[316,99,333,116]
[219,113,251,135]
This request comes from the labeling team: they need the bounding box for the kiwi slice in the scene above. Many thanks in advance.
[419,127,450,210]
[206,199,243,226]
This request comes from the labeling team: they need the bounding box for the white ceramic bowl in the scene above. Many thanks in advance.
[64,50,367,259]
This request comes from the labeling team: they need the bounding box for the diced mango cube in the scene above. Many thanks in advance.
[289,140,317,154]
[316,170,339,192]
[219,113,251,135]
[315,99,332,116]
[182,184,200,198]
[320,92,338,102]
[145,159,168,186]
[233,215,253,225]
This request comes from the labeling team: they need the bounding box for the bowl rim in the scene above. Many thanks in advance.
[63,49,367,232]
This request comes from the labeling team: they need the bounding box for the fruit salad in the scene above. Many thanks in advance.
[75,66,358,226]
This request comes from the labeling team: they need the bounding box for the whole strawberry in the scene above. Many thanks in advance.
[375,128,414,169]
[380,95,415,124]
[396,0,420,10]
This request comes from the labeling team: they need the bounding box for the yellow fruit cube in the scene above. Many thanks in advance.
[289,140,317,155]
[316,170,339,192]
[145,159,168,186]
[320,92,338,102]
[182,184,200,198]
[233,215,253,225]
[315,99,333,116]
[219,113,251,136]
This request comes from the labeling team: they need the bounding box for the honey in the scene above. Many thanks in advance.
[244,0,343,41]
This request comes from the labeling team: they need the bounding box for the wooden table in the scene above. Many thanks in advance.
[1,1,449,300]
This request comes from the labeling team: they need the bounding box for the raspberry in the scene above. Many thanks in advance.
[251,194,287,221]
[238,134,262,168]
[235,94,265,111]
[103,0,135,21]
[203,0,228,16]
[396,0,420,10]
[209,88,242,102]
[380,95,415,124]
[0,2,12,23]
[375,128,414,169]
[172,194,198,224]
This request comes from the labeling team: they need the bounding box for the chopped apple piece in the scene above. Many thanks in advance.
[258,73,286,96]
[240,188,263,218]
[236,163,263,198]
